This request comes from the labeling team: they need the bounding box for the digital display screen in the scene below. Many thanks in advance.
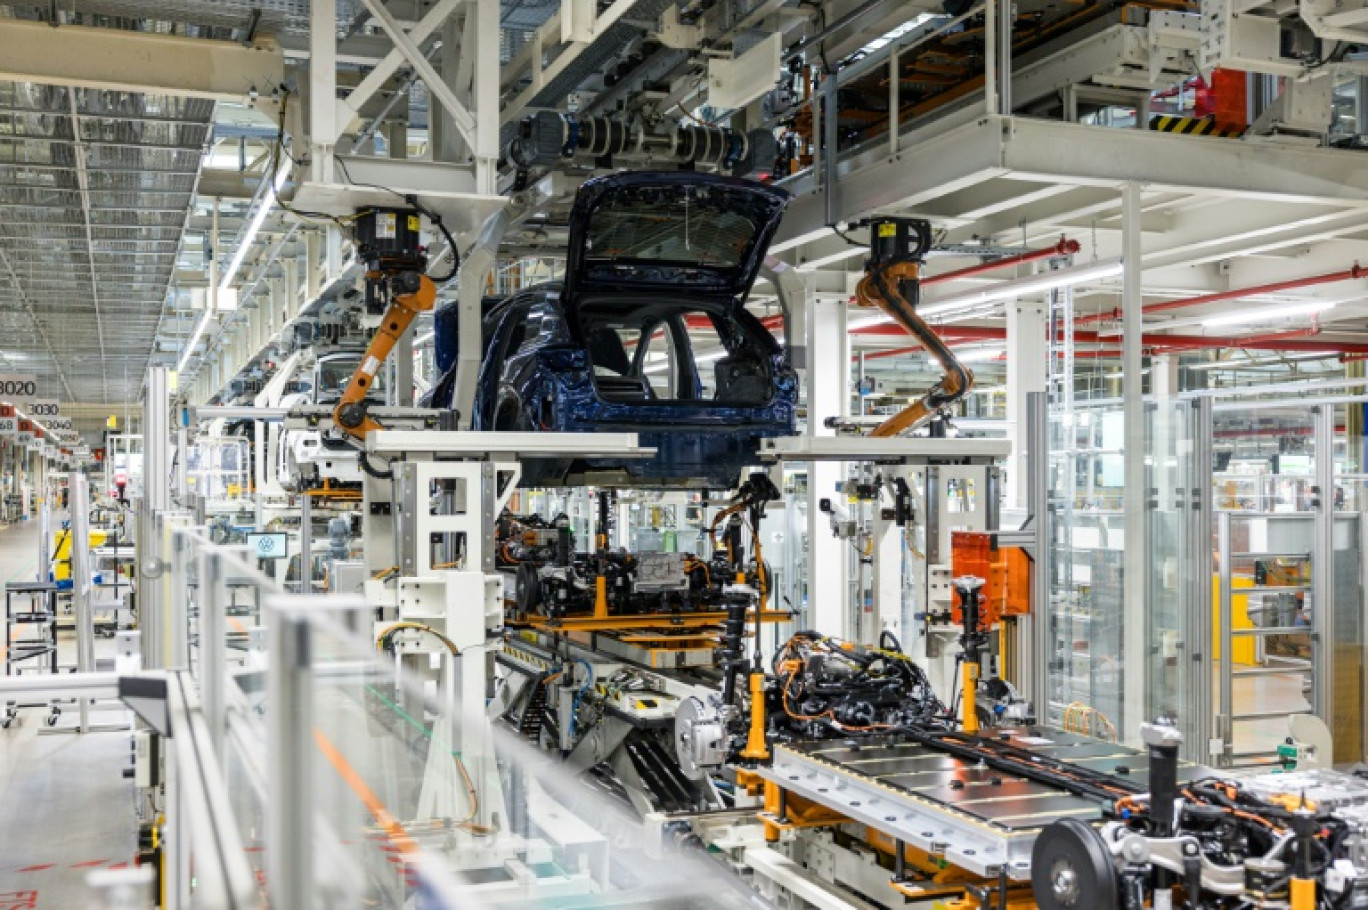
[247,532,288,561]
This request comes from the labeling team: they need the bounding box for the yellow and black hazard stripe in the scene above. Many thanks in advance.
[1149,115,1246,138]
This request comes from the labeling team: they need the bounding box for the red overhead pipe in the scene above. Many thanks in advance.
[716,240,1082,337]
[1076,263,1367,325]
[854,323,1000,338]
[862,345,1123,361]
[921,237,1081,287]
[1145,327,1321,354]
[1166,335,1368,354]
[854,324,1368,354]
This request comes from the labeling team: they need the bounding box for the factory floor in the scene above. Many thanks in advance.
[1232,669,1313,757]
[0,512,138,909]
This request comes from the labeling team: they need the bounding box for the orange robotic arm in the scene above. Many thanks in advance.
[333,272,437,439]
[854,260,974,437]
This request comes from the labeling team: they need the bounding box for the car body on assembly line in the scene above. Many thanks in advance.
[427,171,795,489]
[279,350,387,487]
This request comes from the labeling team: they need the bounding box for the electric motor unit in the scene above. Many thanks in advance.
[866,216,933,269]
[353,207,427,275]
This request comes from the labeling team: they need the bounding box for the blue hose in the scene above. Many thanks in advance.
[567,658,594,739]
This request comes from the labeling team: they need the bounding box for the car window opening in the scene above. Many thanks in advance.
[580,304,776,407]
[317,355,386,403]
[584,188,760,269]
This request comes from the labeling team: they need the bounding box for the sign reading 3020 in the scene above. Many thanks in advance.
[0,374,38,401]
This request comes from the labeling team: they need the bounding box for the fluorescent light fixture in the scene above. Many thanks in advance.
[179,164,289,376]
[848,259,1124,328]
[848,312,892,331]
[219,163,290,291]
[932,347,1004,364]
[796,246,868,272]
[177,310,214,373]
[919,258,1124,318]
[1186,351,1334,370]
[1202,300,1336,327]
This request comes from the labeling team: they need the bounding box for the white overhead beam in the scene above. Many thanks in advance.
[310,0,338,184]
[498,0,639,125]
[341,0,464,140]
[917,180,1077,224]
[776,115,1368,249]
[359,0,476,142]
[0,19,282,101]
[1001,118,1368,204]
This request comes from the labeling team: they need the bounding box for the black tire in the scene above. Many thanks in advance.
[515,561,543,614]
[1031,818,1119,910]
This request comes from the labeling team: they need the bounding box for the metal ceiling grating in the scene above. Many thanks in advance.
[0,0,363,37]
[0,80,212,403]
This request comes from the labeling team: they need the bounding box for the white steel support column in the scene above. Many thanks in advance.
[1121,182,1146,742]
[308,0,337,185]
[267,602,313,910]
[1152,354,1179,400]
[304,230,321,300]
[282,237,299,333]
[473,0,499,193]
[175,425,188,505]
[984,0,997,116]
[140,366,171,670]
[807,296,849,637]
[69,474,94,730]
[1152,354,1179,511]
[1312,404,1334,734]
[325,224,342,285]
[1006,296,1047,512]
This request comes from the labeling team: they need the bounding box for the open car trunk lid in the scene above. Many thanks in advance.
[562,171,790,308]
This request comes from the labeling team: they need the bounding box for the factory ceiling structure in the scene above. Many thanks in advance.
[0,0,1366,436]
[12,0,1368,906]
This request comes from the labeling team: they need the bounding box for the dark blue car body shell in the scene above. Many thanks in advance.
[428,172,794,488]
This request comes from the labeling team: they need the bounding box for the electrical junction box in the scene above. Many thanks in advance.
[133,730,158,788]
[634,552,690,592]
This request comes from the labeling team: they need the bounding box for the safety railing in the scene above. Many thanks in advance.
[125,508,766,908]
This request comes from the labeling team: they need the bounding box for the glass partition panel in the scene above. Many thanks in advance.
[1335,399,1368,765]
[1045,404,1126,733]
[271,605,778,909]
[1147,398,1207,751]
[1211,403,1319,767]
[1331,512,1364,763]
